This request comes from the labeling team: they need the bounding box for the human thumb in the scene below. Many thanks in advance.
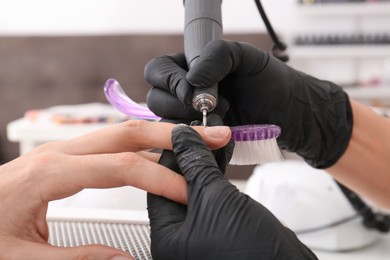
[172,124,224,187]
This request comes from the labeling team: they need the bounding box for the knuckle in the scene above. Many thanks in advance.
[208,39,229,52]
[33,152,61,168]
[144,57,158,81]
[31,141,60,153]
[146,89,155,108]
[70,244,117,260]
[72,253,97,260]
[144,55,168,82]
[112,152,140,168]
[120,119,148,132]
[24,152,62,180]
[16,152,64,191]
[116,120,153,150]
[119,119,152,143]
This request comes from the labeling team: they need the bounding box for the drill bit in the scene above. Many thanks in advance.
[192,93,216,127]
[202,109,208,126]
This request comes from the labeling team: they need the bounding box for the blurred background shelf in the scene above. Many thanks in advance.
[290,0,390,103]
[344,87,390,100]
[289,45,390,59]
[296,2,390,16]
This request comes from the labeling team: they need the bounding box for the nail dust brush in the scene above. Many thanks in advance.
[229,124,283,165]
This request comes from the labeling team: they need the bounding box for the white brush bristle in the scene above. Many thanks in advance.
[229,138,283,165]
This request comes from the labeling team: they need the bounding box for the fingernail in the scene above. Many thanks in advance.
[204,126,230,139]
[110,255,133,260]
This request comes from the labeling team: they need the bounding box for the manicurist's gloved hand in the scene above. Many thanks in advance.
[147,124,318,260]
[145,40,353,168]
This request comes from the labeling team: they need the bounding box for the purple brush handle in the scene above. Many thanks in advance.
[230,125,281,141]
[104,78,161,120]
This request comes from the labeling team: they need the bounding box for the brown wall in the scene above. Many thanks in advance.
[0,34,272,179]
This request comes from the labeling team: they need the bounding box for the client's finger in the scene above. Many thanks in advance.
[136,150,161,163]
[38,152,187,204]
[51,120,230,155]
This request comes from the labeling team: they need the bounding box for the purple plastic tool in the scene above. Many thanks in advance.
[104,78,161,120]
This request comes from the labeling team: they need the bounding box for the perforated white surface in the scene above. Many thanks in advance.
[47,219,152,260]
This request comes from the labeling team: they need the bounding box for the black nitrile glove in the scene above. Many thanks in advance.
[145,40,353,168]
[147,124,318,260]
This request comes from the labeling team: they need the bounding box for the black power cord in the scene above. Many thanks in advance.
[294,180,390,234]
[336,181,390,233]
[254,0,390,234]
[254,0,289,62]
[295,181,390,235]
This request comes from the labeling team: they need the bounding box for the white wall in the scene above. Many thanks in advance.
[3,0,386,42]
[2,0,386,37]
[1,0,389,87]
[0,0,285,35]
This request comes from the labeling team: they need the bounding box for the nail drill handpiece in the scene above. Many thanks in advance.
[184,0,223,126]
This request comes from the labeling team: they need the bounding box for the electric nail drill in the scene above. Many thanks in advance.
[184,0,223,126]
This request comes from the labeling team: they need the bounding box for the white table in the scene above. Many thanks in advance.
[7,118,114,154]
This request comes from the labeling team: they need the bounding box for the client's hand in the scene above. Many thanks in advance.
[147,124,318,260]
[0,120,230,260]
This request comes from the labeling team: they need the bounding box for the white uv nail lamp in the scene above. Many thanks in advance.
[244,160,388,252]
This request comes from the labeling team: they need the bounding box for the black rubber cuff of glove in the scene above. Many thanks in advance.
[298,80,354,169]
